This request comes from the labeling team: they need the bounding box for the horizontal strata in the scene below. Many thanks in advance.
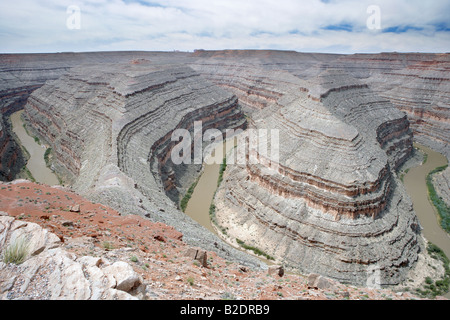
[0,114,24,180]
[22,61,264,269]
[23,61,246,197]
[0,51,447,287]
[192,51,449,158]
[213,69,420,286]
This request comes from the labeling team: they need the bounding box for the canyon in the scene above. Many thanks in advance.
[0,50,449,298]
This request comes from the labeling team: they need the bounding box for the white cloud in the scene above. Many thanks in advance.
[0,0,448,53]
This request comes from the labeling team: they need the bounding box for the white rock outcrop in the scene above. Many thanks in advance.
[0,216,146,300]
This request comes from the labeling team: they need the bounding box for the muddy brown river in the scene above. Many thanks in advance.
[10,110,60,186]
[403,143,450,259]
[184,139,236,233]
[10,111,450,293]
[185,139,450,292]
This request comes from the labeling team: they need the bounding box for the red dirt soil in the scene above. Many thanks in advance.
[0,180,433,300]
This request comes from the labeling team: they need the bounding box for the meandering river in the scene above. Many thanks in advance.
[184,139,450,287]
[184,139,236,233]
[9,111,450,292]
[403,143,450,259]
[10,110,59,186]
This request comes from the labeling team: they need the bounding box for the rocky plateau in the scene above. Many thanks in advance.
[0,50,449,299]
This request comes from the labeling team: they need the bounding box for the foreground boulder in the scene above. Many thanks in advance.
[307,273,337,291]
[0,216,146,300]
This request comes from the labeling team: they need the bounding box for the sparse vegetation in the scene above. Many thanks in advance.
[209,201,228,235]
[22,166,36,182]
[221,291,236,300]
[426,164,450,233]
[1,236,30,265]
[208,156,229,234]
[398,168,410,182]
[44,147,52,166]
[217,157,227,187]
[186,276,194,286]
[236,238,275,261]
[415,242,449,298]
[102,241,114,250]
[180,177,199,212]
[33,136,40,145]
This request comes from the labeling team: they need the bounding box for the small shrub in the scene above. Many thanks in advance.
[180,178,199,212]
[130,255,138,263]
[236,239,275,260]
[186,276,194,286]
[426,164,450,233]
[44,148,52,166]
[2,236,30,265]
[102,241,114,250]
[217,157,227,187]
[221,292,236,300]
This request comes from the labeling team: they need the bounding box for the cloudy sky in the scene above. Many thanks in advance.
[1,0,449,54]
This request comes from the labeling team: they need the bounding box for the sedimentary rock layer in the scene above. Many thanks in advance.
[333,53,450,158]
[214,70,420,286]
[22,60,262,268]
[0,50,448,286]
[191,51,449,158]
[0,114,24,180]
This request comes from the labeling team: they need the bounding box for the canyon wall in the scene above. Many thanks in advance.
[190,50,450,214]
[191,51,449,158]
[0,114,24,180]
[22,60,262,268]
[212,68,420,286]
[0,50,448,285]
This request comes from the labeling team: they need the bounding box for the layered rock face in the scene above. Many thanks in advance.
[192,51,449,158]
[214,70,421,286]
[0,52,180,182]
[22,60,262,268]
[1,50,448,287]
[0,114,24,180]
[333,53,450,159]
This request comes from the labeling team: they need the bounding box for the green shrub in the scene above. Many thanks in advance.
[426,164,450,233]
[2,236,30,265]
[180,178,199,212]
[217,157,227,187]
[415,242,450,298]
[44,147,52,166]
[236,238,275,261]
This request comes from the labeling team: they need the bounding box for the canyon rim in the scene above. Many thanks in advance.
[0,50,449,300]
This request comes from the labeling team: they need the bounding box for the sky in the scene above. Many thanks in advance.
[0,0,449,54]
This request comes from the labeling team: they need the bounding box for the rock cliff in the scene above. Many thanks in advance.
[0,114,24,180]
[0,50,448,289]
[22,60,260,269]
[3,181,440,300]
[213,69,421,286]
